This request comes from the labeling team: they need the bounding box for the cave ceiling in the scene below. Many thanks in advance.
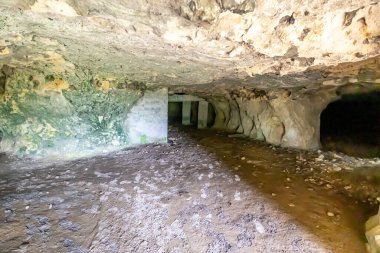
[0,0,380,92]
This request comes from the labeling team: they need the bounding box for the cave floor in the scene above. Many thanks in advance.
[0,127,379,253]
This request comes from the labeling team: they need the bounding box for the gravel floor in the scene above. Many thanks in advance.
[0,127,379,253]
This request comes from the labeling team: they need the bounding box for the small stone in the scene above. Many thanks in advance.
[63,239,74,247]
[327,212,335,217]
[288,203,295,207]
[234,191,241,201]
[201,189,207,198]
[241,157,246,160]
[315,154,324,162]
[235,175,240,182]
[254,220,266,234]
[271,193,277,196]
[25,206,29,210]
[286,177,291,182]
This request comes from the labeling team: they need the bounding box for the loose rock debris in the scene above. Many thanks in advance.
[0,127,379,253]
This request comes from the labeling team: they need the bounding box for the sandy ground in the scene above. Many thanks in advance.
[0,126,379,253]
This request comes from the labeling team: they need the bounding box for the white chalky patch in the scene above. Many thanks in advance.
[254,220,266,234]
[135,173,141,183]
[191,214,200,227]
[94,171,111,178]
[201,188,207,198]
[234,191,241,201]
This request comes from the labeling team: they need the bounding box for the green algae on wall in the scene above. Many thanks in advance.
[0,71,143,157]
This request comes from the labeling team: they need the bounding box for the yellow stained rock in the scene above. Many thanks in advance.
[43,79,69,91]
[100,80,110,90]
[0,46,10,56]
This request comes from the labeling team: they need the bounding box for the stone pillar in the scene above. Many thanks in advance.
[182,101,191,125]
[198,101,208,129]
[365,199,380,253]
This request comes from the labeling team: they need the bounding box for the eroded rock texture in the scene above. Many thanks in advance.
[0,0,379,151]
[366,201,380,252]
[0,66,141,156]
[0,0,379,250]
[0,65,168,157]
[1,0,380,85]
[180,87,334,149]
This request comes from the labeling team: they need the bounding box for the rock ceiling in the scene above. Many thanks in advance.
[0,0,380,90]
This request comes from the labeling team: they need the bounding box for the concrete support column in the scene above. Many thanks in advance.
[182,101,191,125]
[198,101,208,129]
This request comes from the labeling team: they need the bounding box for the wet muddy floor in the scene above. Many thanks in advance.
[0,126,379,253]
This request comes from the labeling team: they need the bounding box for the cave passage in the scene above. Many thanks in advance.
[168,96,215,128]
[320,91,380,158]
[168,102,183,125]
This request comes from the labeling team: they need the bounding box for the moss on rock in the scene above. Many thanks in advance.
[0,69,144,157]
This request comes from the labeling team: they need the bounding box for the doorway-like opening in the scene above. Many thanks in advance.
[168,95,215,128]
[168,102,183,125]
[320,91,380,158]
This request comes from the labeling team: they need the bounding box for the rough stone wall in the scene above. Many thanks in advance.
[208,89,334,150]
[366,200,380,253]
[0,67,167,158]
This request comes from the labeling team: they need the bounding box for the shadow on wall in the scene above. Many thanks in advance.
[320,91,380,158]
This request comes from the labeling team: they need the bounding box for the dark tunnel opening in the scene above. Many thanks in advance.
[320,91,380,158]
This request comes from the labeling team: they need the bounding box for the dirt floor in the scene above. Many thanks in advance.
[0,126,379,253]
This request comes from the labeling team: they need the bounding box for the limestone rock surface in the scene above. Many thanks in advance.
[0,0,379,87]
[0,0,380,153]
[366,200,380,253]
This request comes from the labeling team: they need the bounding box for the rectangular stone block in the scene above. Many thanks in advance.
[198,101,208,129]
[182,101,191,125]
[125,88,168,145]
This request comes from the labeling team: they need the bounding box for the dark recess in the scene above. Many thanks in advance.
[320,92,380,158]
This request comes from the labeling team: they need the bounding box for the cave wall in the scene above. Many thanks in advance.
[366,203,380,253]
[208,89,334,149]
[0,67,167,158]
